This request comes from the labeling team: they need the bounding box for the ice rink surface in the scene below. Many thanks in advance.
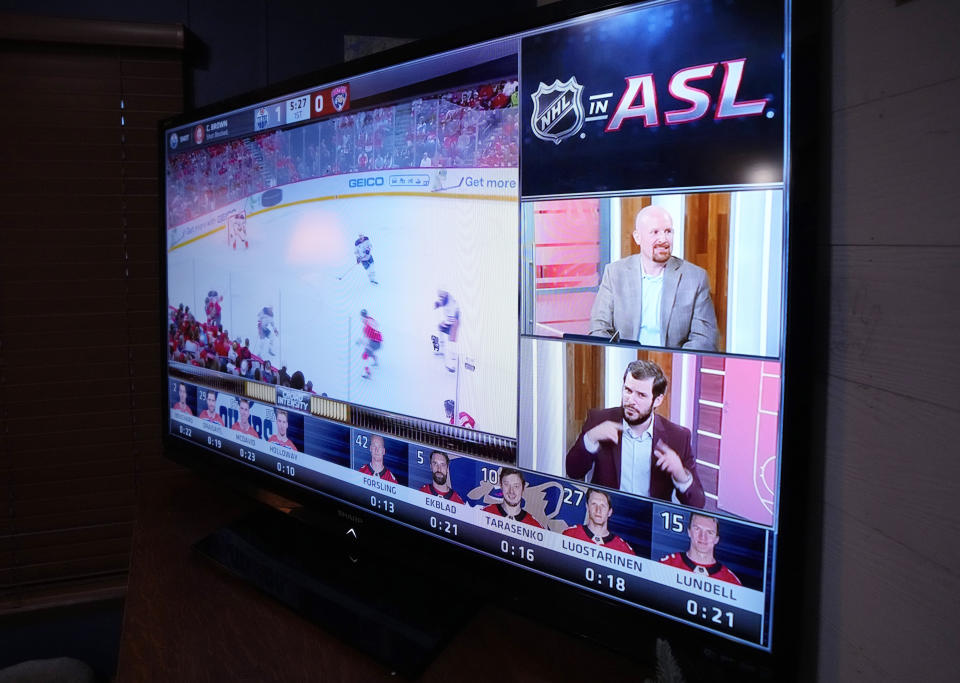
[168,175,519,437]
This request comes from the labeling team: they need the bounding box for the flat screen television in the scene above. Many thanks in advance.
[161,0,821,672]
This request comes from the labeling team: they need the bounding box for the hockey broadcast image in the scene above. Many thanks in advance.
[163,0,796,652]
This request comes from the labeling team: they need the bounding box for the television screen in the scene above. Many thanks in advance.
[163,0,792,651]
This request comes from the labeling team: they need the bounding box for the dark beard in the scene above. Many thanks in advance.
[432,471,447,486]
[621,405,653,427]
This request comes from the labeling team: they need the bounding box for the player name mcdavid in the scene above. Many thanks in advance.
[676,574,738,601]
[234,432,256,446]
[483,515,545,542]
[425,497,459,515]
[362,477,397,495]
[561,537,643,572]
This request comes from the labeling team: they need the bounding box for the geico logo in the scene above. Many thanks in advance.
[348,177,385,188]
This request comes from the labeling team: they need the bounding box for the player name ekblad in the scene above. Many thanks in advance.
[675,574,737,600]
[425,497,458,515]
[362,477,397,495]
[560,538,642,572]
[483,515,545,542]
[268,445,298,460]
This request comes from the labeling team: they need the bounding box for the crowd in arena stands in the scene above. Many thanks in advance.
[166,79,520,227]
[168,303,317,394]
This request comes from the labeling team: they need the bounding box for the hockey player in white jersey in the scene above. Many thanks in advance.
[354,234,378,285]
[255,306,279,358]
[431,289,459,373]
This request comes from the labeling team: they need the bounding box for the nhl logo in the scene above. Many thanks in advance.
[332,85,349,112]
[530,77,585,145]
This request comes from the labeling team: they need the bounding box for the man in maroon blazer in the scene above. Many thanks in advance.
[565,360,705,507]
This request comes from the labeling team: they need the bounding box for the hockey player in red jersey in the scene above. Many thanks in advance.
[204,290,223,327]
[561,488,635,555]
[419,451,464,504]
[172,382,193,415]
[444,399,475,429]
[197,389,224,426]
[482,468,543,528]
[358,435,397,482]
[659,513,742,585]
[230,398,258,437]
[357,309,382,379]
[267,409,298,451]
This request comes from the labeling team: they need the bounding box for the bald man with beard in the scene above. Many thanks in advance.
[590,205,718,350]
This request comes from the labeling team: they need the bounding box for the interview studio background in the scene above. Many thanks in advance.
[522,190,784,358]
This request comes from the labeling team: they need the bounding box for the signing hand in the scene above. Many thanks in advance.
[654,439,690,483]
[585,420,623,444]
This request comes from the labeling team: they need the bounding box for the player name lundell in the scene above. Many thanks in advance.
[561,538,642,572]
[362,477,397,495]
[675,574,738,600]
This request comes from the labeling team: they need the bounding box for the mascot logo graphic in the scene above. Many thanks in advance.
[332,85,349,112]
[530,77,585,145]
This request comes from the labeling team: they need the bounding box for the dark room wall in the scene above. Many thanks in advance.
[0,0,538,108]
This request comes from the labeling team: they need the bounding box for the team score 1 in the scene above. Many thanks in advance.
[429,516,458,536]
[500,540,534,562]
[584,567,627,592]
[178,424,192,437]
[370,495,395,514]
[276,462,295,477]
[685,599,734,628]
[238,448,256,463]
[207,436,222,449]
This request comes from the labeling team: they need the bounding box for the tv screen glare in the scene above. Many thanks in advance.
[163,0,792,651]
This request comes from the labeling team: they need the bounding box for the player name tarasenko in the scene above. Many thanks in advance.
[483,515,545,542]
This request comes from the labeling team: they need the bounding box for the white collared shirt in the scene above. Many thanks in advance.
[638,268,663,346]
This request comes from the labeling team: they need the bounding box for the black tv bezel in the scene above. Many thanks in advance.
[158,0,827,677]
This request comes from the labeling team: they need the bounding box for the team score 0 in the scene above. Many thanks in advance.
[429,516,458,537]
[238,448,256,463]
[584,567,627,593]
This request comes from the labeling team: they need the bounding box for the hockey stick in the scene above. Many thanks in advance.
[336,262,358,280]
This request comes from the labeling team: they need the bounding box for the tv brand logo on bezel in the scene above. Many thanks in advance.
[530,77,585,145]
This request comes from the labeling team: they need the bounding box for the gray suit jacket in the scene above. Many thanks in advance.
[589,255,718,350]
